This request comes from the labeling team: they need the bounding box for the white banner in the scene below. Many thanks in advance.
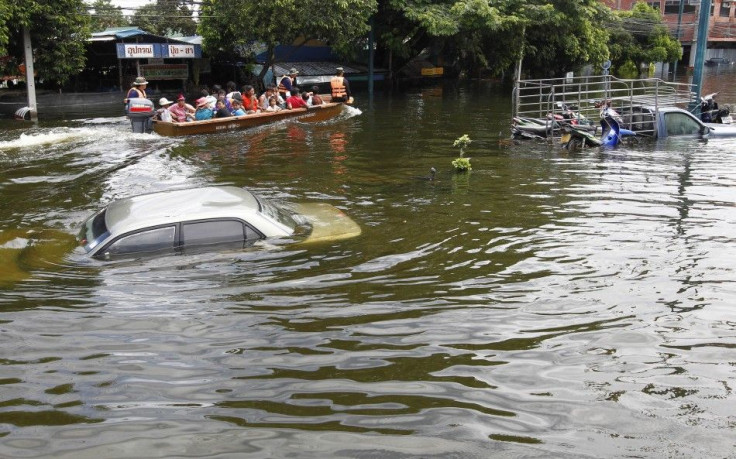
[124,44,155,58]
[168,44,196,58]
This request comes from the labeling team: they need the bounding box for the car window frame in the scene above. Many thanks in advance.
[180,218,264,248]
[93,218,265,259]
[663,111,706,138]
[98,224,178,259]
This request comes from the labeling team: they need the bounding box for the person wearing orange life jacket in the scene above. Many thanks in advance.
[330,67,353,103]
[124,76,148,108]
[278,68,298,100]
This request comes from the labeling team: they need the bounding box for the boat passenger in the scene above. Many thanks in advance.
[169,94,195,122]
[286,87,308,109]
[241,85,260,114]
[155,97,173,122]
[200,88,217,109]
[278,68,298,100]
[225,81,239,101]
[124,76,148,108]
[194,97,214,121]
[214,100,232,118]
[217,89,232,112]
[231,98,245,116]
[330,67,352,103]
[259,84,283,110]
[265,96,282,112]
[310,86,324,105]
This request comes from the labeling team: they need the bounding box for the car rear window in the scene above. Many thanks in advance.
[182,220,261,245]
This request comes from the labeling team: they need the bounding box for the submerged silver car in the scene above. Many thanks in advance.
[78,186,361,259]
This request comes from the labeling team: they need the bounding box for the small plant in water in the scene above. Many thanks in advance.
[452,134,472,172]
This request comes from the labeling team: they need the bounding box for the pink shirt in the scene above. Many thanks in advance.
[168,103,193,122]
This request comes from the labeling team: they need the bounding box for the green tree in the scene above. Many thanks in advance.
[608,2,681,76]
[518,0,611,77]
[131,0,197,37]
[372,0,611,81]
[198,0,377,83]
[0,0,90,87]
[89,0,128,32]
[373,0,515,78]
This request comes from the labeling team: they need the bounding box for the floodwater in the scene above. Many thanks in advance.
[1,72,736,458]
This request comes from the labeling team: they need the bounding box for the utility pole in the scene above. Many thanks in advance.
[690,0,713,112]
[23,27,38,121]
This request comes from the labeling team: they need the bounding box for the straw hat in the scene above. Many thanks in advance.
[133,76,148,85]
[289,68,299,75]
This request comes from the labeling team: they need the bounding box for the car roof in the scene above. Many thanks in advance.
[656,106,691,114]
[105,186,261,235]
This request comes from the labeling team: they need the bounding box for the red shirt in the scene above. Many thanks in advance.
[287,95,307,109]
[243,95,259,112]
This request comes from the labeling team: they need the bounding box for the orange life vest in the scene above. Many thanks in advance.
[331,76,346,98]
[124,87,147,105]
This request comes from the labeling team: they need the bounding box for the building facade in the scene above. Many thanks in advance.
[602,0,736,65]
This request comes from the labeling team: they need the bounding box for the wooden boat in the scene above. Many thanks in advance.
[153,101,343,137]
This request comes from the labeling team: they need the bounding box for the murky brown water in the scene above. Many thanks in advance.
[1,74,735,458]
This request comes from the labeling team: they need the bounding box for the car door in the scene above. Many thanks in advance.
[180,219,263,253]
[97,225,177,259]
[663,111,706,138]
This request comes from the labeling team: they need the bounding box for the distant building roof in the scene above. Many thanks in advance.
[89,27,197,45]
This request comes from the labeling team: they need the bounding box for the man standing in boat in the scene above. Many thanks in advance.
[278,68,298,100]
[330,67,353,104]
[124,76,148,108]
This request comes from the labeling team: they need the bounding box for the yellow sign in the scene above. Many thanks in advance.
[421,67,444,76]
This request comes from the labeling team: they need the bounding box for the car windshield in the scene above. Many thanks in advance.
[256,196,306,231]
[79,209,110,252]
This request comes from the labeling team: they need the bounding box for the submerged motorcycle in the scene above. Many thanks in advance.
[700,92,733,124]
[560,101,635,150]
[512,102,595,139]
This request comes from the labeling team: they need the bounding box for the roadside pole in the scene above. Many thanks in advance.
[690,0,712,113]
[368,17,375,101]
[23,27,38,121]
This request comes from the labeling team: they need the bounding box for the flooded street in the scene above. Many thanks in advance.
[1,76,736,457]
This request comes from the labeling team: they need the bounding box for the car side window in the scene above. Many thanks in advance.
[105,226,176,256]
[181,220,260,246]
[665,112,702,136]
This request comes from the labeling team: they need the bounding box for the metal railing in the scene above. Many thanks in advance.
[512,74,696,138]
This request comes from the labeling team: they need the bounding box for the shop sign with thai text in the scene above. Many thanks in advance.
[116,43,202,59]
[140,64,189,80]
[168,45,196,58]
[121,44,155,58]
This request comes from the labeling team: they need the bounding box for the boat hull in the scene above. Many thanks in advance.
[152,102,343,137]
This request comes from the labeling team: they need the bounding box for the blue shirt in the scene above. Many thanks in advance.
[195,108,213,121]
[232,108,246,116]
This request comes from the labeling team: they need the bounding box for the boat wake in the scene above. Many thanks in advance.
[0,122,176,152]
[0,129,99,150]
